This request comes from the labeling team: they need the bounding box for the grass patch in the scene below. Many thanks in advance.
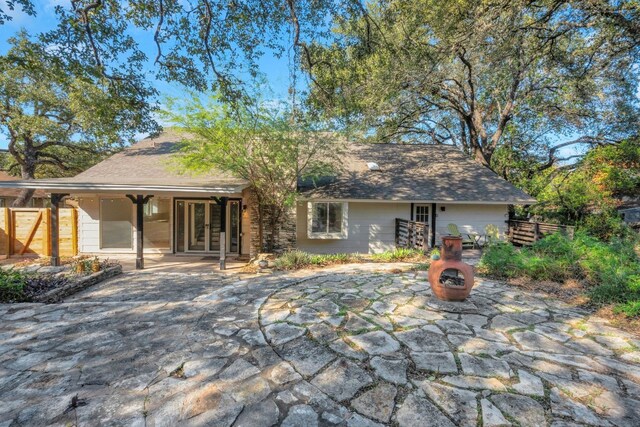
[273,248,429,271]
[273,250,360,270]
[477,231,640,318]
[369,248,427,262]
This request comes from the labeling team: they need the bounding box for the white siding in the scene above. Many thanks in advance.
[296,201,509,254]
[297,202,411,254]
[77,196,101,253]
[77,194,142,254]
[434,204,509,243]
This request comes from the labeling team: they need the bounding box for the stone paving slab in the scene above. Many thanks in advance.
[1,265,640,426]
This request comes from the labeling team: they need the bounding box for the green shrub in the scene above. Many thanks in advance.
[580,211,632,242]
[274,248,427,270]
[309,253,357,266]
[477,242,524,278]
[273,250,314,270]
[0,268,28,303]
[478,231,640,317]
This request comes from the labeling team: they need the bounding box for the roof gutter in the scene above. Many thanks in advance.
[0,181,247,194]
[296,198,536,205]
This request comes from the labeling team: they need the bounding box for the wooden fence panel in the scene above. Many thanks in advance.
[508,220,575,246]
[0,207,77,257]
[0,208,9,257]
[59,208,77,257]
[396,218,430,252]
[12,209,48,255]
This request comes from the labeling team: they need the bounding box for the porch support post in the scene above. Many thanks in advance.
[126,195,152,270]
[219,197,228,270]
[50,193,68,267]
[430,203,437,248]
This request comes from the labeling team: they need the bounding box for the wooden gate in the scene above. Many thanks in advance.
[0,208,77,257]
[395,218,430,252]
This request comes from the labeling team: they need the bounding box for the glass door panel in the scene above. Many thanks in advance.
[188,202,206,251]
[176,201,185,252]
[176,199,243,254]
[209,203,221,252]
[229,201,240,253]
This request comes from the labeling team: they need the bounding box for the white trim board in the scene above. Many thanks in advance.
[297,198,534,205]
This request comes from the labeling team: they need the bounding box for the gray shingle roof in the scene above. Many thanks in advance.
[65,132,248,188]
[0,133,534,203]
[299,143,535,204]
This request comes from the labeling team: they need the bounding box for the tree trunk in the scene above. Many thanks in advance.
[11,162,36,207]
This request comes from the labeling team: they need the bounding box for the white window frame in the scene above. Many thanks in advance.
[414,204,430,224]
[307,201,348,239]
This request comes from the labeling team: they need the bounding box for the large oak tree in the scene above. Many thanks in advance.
[304,0,640,169]
[0,32,157,205]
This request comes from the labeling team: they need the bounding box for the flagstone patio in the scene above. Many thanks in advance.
[1,265,639,426]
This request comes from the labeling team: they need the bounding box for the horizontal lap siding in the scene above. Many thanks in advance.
[296,202,411,254]
[77,197,101,253]
[434,204,508,243]
[296,201,510,254]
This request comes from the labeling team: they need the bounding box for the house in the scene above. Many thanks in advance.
[0,171,49,207]
[296,143,534,253]
[0,132,535,269]
[618,197,640,229]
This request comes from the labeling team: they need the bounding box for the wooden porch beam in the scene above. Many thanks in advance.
[126,194,153,270]
[50,193,69,266]
[430,203,437,248]
[216,197,228,270]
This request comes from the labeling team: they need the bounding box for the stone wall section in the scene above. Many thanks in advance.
[246,188,297,257]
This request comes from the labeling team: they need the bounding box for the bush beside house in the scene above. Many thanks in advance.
[478,232,640,317]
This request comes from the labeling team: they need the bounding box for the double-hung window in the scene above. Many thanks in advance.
[308,202,348,239]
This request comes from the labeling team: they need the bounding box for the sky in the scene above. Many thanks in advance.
[0,0,300,149]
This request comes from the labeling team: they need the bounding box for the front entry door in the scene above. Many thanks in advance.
[177,200,239,254]
[187,202,207,251]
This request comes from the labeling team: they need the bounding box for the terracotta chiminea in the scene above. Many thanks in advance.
[428,236,475,301]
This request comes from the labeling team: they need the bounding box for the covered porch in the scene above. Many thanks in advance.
[104,254,249,273]
[0,180,252,270]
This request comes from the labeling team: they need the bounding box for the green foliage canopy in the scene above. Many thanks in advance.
[305,0,640,168]
[0,32,157,205]
[162,94,342,251]
[532,139,640,234]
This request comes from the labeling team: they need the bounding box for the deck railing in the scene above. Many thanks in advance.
[507,220,575,246]
[395,218,430,252]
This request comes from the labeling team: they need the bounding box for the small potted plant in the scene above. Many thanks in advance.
[75,260,86,274]
[430,248,441,261]
[91,257,101,273]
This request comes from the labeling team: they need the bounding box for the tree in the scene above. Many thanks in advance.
[304,0,640,168]
[162,94,341,252]
[3,0,350,104]
[0,32,157,205]
[530,138,640,237]
[0,0,34,25]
